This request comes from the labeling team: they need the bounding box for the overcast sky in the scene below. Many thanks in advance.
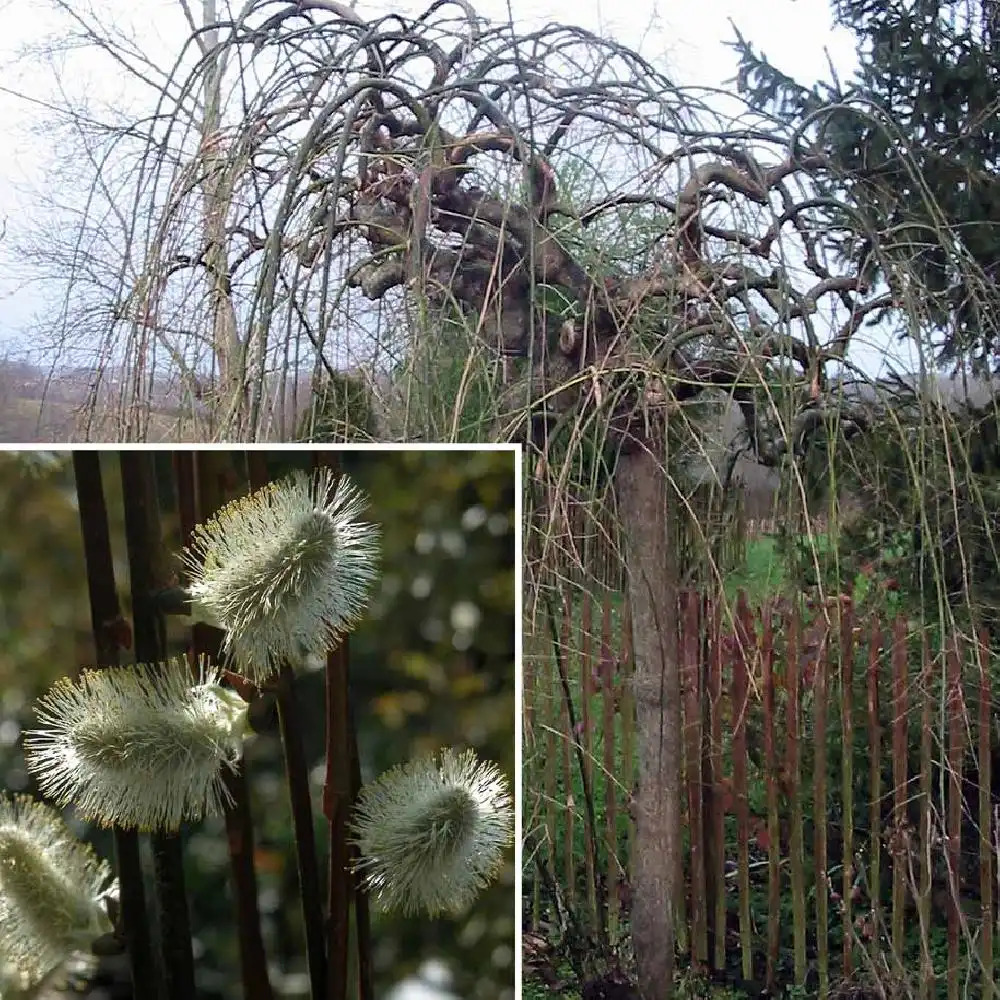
[0,0,922,377]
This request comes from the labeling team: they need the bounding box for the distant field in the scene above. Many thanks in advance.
[1,396,78,441]
[0,358,324,442]
[2,392,207,442]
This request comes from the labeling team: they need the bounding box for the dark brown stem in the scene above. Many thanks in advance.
[310,451,359,1000]
[119,451,196,1000]
[348,701,375,1000]
[248,452,328,1000]
[323,637,352,1000]
[177,451,276,1000]
[72,452,158,999]
[276,662,329,1000]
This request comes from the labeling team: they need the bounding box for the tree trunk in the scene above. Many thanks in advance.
[614,441,682,1000]
[201,0,248,435]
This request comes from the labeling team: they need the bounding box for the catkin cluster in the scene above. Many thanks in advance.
[11,467,512,992]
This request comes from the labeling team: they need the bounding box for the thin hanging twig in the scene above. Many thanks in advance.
[119,451,196,1000]
[71,452,158,998]
[543,589,605,943]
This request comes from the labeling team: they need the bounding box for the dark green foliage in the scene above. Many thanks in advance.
[730,0,1000,372]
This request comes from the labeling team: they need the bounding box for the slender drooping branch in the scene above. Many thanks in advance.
[542,589,606,947]
[112,2,901,444]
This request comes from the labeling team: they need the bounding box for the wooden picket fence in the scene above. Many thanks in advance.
[524,587,1000,999]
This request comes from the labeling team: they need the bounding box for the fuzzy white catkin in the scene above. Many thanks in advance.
[350,748,513,917]
[0,796,114,987]
[24,659,250,832]
[183,468,381,681]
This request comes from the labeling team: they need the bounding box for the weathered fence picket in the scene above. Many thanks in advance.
[542,597,558,908]
[732,592,753,981]
[682,591,708,966]
[560,596,575,906]
[601,593,620,940]
[839,600,855,981]
[890,617,908,972]
[762,604,780,990]
[707,598,726,973]
[947,637,964,1000]
[581,591,597,929]
[918,631,933,1000]
[980,627,995,1000]
[788,607,807,986]
[867,620,882,973]
[813,611,830,998]
[621,596,635,929]
[525,588,1000,994]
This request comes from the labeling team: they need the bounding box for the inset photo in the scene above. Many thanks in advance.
[0,446,517,1000]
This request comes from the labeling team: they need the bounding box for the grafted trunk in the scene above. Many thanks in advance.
[614,441,682,1000]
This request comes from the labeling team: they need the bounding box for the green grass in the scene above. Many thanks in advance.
[724,536,787,602]
[723,533,844,604]
[524,589,634,909]
[523,975,581,1000]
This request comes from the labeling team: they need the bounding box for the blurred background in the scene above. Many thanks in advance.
[0,448,516,1000]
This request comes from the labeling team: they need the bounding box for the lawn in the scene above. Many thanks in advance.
[723,535,786,602]
[723,532,840,604]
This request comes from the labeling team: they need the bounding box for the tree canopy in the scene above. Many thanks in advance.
[731,0,1000,373]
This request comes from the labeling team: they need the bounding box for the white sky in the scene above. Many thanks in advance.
[0,0,922,377]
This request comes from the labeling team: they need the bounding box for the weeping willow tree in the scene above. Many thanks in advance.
[20,0,1000,995]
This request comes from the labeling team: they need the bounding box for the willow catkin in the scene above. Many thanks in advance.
[184,468,380,680]
[350,748,513,917]
[0,795,114,985]
[24,659,249,831]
